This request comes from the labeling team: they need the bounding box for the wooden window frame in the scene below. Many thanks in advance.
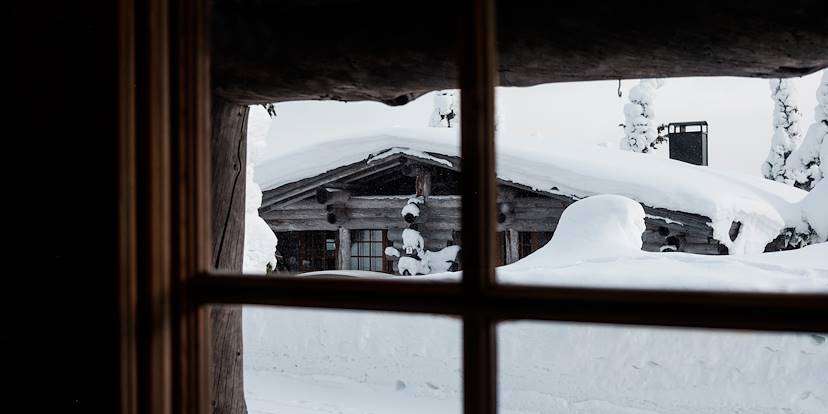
[119,1,828,414]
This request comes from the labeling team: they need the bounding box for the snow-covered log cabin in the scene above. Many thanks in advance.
[257,128,811,274]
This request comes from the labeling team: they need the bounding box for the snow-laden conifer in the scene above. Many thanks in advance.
[620,79,666,153]
[783,71,827,190]
[762,79,803,183]
[429,90,460,128]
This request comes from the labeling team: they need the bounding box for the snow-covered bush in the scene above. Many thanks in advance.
[783,70,828,190]
[401,196,423,223]
[389,197,459,275]
[762,79,803,183]
[428,90,460,128]
[620,79,666,153]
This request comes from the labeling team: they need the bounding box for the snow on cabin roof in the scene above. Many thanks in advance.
[255,127,808,254]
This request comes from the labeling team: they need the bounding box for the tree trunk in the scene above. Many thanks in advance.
[210,97,249,414]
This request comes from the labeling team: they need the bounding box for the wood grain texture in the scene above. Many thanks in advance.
[209,97,248,414]
[211,0,828,104]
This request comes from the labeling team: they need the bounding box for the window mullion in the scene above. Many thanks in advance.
[458,0,499,414]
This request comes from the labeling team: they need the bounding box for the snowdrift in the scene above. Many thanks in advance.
[244,195,828,414]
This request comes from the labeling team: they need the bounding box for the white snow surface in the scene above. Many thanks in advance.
[244,195,827,414]
[800,180,828,242]
[245,306,828,414]
[256,126,810,254]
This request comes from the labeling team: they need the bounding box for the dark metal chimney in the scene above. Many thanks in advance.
[668,121,708,166]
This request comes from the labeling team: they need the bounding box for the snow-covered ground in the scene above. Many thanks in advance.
[243,195,827,414]
[244,309,827,414]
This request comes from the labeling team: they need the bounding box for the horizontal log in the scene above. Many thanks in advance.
[316,187,351,204]
[214,2,828,105]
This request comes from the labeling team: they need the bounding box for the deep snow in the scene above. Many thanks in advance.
[256,127,814,254]
[243,194,827,414]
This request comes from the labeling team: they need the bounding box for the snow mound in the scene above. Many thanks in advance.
[256,127,809,254]
[800,180,828,242]
[512,195,645,267]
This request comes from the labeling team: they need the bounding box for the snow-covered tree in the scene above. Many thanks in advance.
[429,90,460,128]
[762,79,804,183]
[783,70,828,190]
[620,79,666,153]
[243,105,279,274]
[386,197,460,275]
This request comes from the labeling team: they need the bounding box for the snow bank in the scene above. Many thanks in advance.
[243,195,827,413]
[495,194,828,292]
[513,195,645,267]
[257,127,810,253]
[800,180,828,242]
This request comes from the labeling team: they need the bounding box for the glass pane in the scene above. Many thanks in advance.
[244,306,461,414]
[360,257,370,270]
[490,70,828,293]
[358,241,367,256]
[212,9,463,279]
[372,258,383,271]
[350,257,357,270]
[498,320,828,413]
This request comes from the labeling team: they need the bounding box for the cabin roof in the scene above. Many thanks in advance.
[256,127,808,254]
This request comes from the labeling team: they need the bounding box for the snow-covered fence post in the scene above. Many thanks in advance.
[429,90,460,128]
[620,79,666,153]
[783,70,827,190]
[762,78,803,183]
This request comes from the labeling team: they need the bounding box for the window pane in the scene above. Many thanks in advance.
[244,306,461,414]
[490,73,828,293]
[372,258,383,271]
[498,320,828,413]
[220,60,463,280]
[350,257,357,270]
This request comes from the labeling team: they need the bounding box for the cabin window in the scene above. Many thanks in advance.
[350,229,388,272]
[519,231,554,259]
[275,231,338,272]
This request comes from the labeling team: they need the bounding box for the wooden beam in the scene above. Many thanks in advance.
[191,274,828,335]
[416,170,432,197]
[316,187,351,204]
[505,229,519,264]
[458,1,498,414]
[209,97,249,414]
[337,227,351,270]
